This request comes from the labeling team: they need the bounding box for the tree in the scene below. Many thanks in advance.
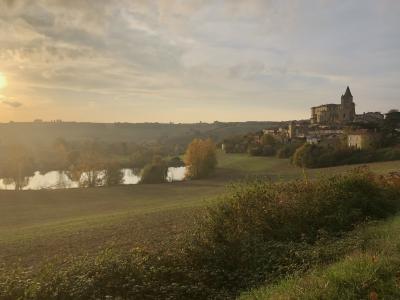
[261,134,277,146]
[184,138,217,179]
[292,144,322,168]
[167,156,185,168]
[381,109,400,146]
[129,147,154,169]
[0,144,36,190]
[70,143,105,188]
[140,156,168,184]
[103,160,124,186]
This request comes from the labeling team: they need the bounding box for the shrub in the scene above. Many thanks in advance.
[276,142,304,159]
[0,250,219,300]
[185,169,400,295]
[292,144,400,169]
[140,157,168,184]
[292,143,323,167]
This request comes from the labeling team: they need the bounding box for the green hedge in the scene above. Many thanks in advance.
[293,144,400,168]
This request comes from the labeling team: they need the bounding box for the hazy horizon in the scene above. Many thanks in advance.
[0,0,399,123]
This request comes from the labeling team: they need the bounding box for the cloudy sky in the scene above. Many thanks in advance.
[0,0,399,122]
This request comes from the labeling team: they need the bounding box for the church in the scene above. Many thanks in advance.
[311,87,356,125]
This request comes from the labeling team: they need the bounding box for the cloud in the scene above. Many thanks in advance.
[0,0,399,122]
[2,100,23,108]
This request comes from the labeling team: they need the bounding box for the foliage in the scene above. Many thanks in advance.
[0,144,36,190]
[292,143,400,168]
[70,143,105,188]
[140,156,168,184]
[184,169,400,296]
[381,110,400,146]
[223,132,285,157]
[260,134,277,146]
[276,141,304,158]
[184,138,217,179]
[240,212,400,300]
[103,161,124,186]
[222,132,265,154]
[129,148,154,169]
[167,156,185,168]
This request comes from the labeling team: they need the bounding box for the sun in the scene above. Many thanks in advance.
[0,72,7,89]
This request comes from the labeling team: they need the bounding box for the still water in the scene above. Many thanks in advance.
[0,167,186,190]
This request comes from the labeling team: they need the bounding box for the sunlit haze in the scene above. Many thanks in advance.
[0,72,7,89]
[0,0,399,122]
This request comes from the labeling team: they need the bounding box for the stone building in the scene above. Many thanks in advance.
[354,112,384,123]
[311,87,356,125]
[348,130,380,150]
[348,133,373,150]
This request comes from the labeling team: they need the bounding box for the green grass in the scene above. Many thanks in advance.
[1,152,399,269]
[240,216,400,300]
[217,151,400,180]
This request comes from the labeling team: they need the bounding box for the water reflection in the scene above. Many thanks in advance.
[0,167,186,190]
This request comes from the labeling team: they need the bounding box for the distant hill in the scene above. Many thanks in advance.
[0,121,286,146]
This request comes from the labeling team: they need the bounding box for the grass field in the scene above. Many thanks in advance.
[0,182,224,268]
[1,152,399,269]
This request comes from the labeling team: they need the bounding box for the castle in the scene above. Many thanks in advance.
[311,86,356,124]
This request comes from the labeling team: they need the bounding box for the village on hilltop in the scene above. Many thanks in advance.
[222,86,400,155]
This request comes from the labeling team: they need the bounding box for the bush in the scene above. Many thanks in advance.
[292,144,400,168]
[140,157,168,184]
[0,250,219,300]
[185,169,400,295]
[292,143,323,167]
[276,142,304,159]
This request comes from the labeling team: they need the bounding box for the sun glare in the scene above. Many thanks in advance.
[0,73,7,89]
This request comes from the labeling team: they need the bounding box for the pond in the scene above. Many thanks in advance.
[0,167,187,190]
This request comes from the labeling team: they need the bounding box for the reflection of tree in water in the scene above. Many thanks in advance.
[0,144,35,190]
[55,171,70,189]
[0,167,185,190]
[1,178,15,190]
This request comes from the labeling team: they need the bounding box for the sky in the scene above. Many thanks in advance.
[0,0,399,123]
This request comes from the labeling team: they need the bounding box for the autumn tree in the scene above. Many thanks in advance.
[70,142,105,187]
[184,138,217,179]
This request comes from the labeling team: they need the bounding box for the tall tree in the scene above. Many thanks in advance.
[70,142,105,187]
[184,138,217,179]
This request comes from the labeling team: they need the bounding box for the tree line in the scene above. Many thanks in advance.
[0,138,218,190]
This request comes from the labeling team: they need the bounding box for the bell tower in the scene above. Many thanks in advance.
[341,86,353,105]
[340,86,355,123]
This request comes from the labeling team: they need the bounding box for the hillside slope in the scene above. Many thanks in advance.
[240,215,400,300]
